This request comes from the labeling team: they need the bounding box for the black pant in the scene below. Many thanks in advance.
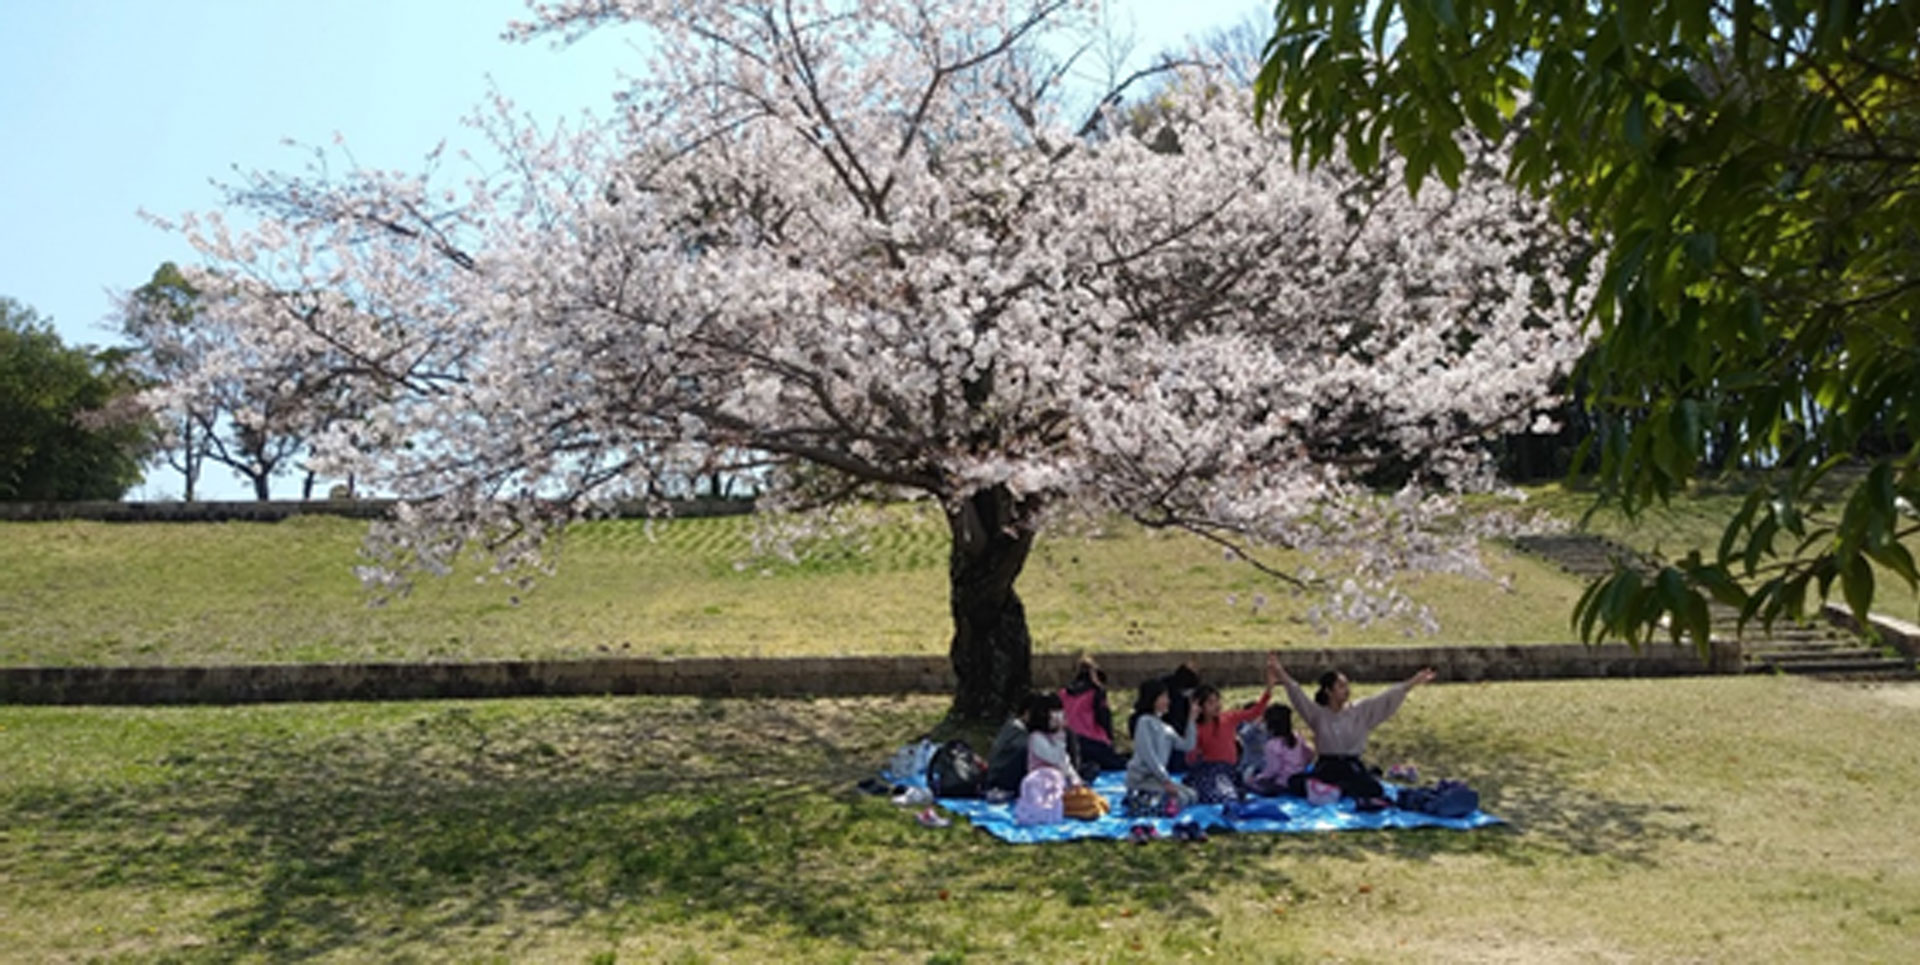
[1310,755,1384,800]
[1072,734,1129,773]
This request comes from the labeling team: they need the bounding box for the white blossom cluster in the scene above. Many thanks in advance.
[154,0,1589,625]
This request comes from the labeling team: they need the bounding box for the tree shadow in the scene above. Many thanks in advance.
[0,696,1711,958]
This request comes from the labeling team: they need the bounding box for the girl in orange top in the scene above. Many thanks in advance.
[1183,653,1279,802]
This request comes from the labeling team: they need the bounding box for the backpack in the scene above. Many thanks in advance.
[886,738,938,782]
[1399,779,1480,818]
[1014,767,1067,825]
[926,739,988,799]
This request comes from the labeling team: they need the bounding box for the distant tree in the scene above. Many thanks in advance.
[120,263,211,500]
[0,297,148,500]
[1256,0,1920,646]
[119,261,342,501]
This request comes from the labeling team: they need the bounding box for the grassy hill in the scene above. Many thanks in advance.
[1,502,1589,667]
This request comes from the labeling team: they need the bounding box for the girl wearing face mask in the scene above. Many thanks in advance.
[1023,691,1081,785]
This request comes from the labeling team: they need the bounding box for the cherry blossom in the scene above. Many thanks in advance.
[152,0,1588,718]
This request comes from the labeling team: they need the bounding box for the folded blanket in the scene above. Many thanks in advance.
[888,770,1503,844]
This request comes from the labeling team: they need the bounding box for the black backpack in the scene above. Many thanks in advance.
[1399,779,1479,818]
[926,739,988,798]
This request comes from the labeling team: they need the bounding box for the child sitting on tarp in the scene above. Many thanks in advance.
[1015,693,1080,825]
[1124,677,1198,812]
[1182,652,1280,803]
[984,693,1034,797]
[1246,704,1315,796]
[1058,657,1126,773]
[1278,660,1437,809]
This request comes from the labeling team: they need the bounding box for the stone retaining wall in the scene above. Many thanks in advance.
[0,640,1739,706]
[0,497,753,524]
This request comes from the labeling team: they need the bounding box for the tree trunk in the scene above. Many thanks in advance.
[945,484,1037,722]
[249,472,270,501]
[180,419,198,502]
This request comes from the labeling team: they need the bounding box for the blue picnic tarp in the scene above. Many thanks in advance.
[889,770,1503,844]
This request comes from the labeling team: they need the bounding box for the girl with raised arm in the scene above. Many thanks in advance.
[1181,652,1280,803]
[1275,660,1436,807]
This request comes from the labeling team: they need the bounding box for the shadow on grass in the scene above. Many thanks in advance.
[0,696,1710,959]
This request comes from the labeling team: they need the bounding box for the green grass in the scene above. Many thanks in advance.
[3,677,1918,962]
[0,508,1587,667]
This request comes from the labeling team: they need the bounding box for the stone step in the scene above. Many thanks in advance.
[1510,531,1911,681]
[1751,640,1881,656]
[1708,622,1847,636]
[1742,647,1891,664]
[1743,657,1914,676]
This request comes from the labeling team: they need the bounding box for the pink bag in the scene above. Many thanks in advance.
[1014,767,1066,825]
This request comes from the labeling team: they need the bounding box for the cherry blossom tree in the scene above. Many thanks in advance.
[117,261,341,501]
[153,0,1586,720]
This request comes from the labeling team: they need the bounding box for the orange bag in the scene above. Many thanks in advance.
[1061,784,1110,820]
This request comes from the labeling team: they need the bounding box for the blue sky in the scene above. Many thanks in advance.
[2,0,1262,497]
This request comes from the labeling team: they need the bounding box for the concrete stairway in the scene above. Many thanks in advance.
[1510,533,1916,680]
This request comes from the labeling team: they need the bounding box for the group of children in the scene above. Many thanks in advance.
[985,653,1438,823]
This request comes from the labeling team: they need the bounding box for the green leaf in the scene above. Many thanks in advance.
[1741,576,1781,630]
[1866,540,1920,593]
[1696,564,1750,610]
[1780,571,1810,623]
[1719,489,1764,568]
[1624,96,1648,151]
[1657,75,1707,106]
[1657,567,1691,645]
[1841,553,1875,621]
[1683,590,1713,656]
[1682,232,1718,269]
[1576,573,1610,642]
[1745,514,1778,575]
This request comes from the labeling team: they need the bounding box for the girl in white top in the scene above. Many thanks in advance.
[1124,677,1199,805]
[1276,660,1435,804]
[1024,692,1082,785]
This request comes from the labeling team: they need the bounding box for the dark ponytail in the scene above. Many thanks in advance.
[1314,670,1342,707]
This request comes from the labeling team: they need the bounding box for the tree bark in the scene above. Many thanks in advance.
[945,483,1037,722]
[180,418,198,502]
